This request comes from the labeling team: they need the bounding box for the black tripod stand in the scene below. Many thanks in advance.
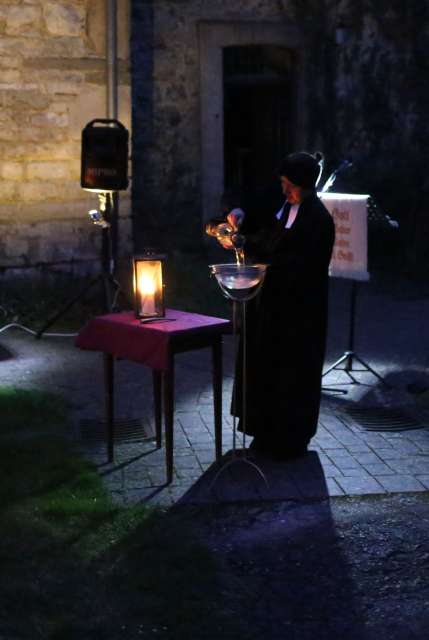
[35,192,121,339]
[322,280,390,390]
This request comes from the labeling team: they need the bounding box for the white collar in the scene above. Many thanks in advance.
[276,202,300,228]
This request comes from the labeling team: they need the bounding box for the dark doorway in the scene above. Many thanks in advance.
[223,45,295,196]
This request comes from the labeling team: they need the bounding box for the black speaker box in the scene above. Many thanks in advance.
[81,119,129,191]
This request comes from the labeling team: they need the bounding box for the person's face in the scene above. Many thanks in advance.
[280,176,302,204]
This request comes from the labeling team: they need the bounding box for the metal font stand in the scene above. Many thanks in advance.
[322,280,390,389]
[209,264,269,490]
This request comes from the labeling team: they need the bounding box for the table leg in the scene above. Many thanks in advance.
[103,353,114,462]
[163,362,175,484]
[212,337,223,462]
[152,370,162,448]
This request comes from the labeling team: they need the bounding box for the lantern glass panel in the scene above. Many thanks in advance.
[133,258,164,319]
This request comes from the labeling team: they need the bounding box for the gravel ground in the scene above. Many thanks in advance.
[169,493,429,640]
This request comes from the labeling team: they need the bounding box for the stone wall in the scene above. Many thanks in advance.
[2,0,427,273]
[131,0,294,251]
[131,0,429,267]
[290,1,429,219]
[298,0,429,271]
[0,0,132,275]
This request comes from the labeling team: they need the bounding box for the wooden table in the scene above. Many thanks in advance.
[75,309,231,483]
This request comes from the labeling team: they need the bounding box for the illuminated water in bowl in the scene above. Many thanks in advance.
[209,263,268,301]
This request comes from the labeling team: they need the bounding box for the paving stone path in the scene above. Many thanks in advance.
[1,273,429,507]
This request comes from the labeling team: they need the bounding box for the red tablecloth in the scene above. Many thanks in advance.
[75,309,230,371]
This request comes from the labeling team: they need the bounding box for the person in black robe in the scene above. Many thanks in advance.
[207,152,335,461]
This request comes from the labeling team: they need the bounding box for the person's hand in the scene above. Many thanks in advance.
[217,236,234,250]
[216,223,235,249]
[211,209,246,250]
[226,208,245,231]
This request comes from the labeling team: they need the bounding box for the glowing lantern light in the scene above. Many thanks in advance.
[133,254,165,321]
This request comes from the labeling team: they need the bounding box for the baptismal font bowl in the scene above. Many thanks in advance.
[209,263,268,301]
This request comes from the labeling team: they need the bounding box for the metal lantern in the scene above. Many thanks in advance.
[133,254,165,321]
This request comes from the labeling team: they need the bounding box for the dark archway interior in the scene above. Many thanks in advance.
[223,45,295,198]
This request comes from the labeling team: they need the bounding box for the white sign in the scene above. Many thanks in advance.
[319,192,370,282]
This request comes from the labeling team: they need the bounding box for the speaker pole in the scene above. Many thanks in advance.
[106,0,119,277]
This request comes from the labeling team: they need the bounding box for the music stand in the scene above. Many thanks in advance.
[35,192,121,339]
[318,191,390,391]
[322,279,390,389]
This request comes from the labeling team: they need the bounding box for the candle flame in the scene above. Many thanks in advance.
[138,274,156,295]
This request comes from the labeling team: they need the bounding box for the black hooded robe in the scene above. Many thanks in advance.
[234,192,335,452]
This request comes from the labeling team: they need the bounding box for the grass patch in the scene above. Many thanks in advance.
[0,387,240,639]
[0,386,66,433]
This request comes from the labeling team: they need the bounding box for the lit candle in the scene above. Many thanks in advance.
[138,274,156,316]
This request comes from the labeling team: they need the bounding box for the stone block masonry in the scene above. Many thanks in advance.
[0,0,132,275]
[2,0,428,272]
